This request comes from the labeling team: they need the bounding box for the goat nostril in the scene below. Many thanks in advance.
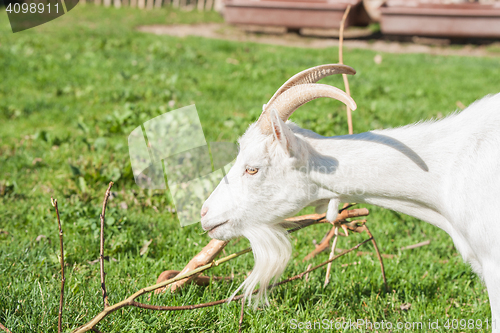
[201,207,208,218]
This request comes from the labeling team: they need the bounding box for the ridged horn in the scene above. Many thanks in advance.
[257,64,356,134]
[263,64,356,110]
[259,83,357,135]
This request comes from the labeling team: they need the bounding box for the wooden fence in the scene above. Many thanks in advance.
[83,0,223,11]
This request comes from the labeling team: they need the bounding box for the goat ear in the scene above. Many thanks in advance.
[269,109,295,154]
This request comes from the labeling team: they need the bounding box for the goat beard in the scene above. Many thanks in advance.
[230,223,292,307]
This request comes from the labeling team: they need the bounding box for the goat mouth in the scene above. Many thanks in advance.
[207,221,228,233]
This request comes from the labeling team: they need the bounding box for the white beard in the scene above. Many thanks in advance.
[231,223,292,307]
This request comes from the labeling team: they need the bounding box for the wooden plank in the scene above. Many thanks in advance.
[224,0,361,29]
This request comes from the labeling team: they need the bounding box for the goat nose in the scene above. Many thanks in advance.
[201,207,208,218]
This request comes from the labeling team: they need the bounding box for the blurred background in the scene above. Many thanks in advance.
[1,0,500,332]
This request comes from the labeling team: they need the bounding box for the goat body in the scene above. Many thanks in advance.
[200,64,500,331]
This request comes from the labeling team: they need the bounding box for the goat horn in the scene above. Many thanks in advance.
[259,83,357,135]
[264,64,356,110]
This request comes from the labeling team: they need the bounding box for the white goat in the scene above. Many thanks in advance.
[200,64,500,329]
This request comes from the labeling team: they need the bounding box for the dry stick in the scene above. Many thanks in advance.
[304,264,312,282]
[339,5,353,135]
[100,182,114,308]
[102,238,373,313]
[72,211,369,332]
[0,322,12,333]
[401,240,431,251]
[323,226,339,287]
[302,208,369,261]
[238,298,245,333]
[51,198,65,333]
[323,201,350,285]
[156,269,231,286]
[363,223,389,292]
[271,238,372,288]
[72,247,253,333]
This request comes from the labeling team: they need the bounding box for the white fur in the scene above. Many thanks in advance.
[201,94,500,329]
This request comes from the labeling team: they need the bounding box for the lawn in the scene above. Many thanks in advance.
[1,4,500,332]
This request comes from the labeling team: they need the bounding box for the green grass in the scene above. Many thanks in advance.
[1,4,500,332]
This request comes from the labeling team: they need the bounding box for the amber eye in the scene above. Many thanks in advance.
[246,166,258,175]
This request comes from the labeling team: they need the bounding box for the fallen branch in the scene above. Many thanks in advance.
[72,247,252,333]
[364,223,389,292]
[339,4,353,135]
[76,237,372,322]
[156,239,229,294]
[100,181,114,308]
[156,269,231,286]
[51,197,65,333]
[72,210,374,332]
[238,297,245,333]
[0,322,12,333]
[356,251,396,259]
[286,208,369,234]
[323,226,339,287]
[302,210,369,261]
[401,240,431,251]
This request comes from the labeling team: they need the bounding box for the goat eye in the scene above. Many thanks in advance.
[246,166,258,175]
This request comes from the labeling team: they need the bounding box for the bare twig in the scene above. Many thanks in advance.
[100,182,114,308]
[356,251,396,259]
[72,247,253,333]
[287,208,369,235]
[156,269,231,286]
[339,5,353,135]
[323,202,351,284]
[304,264,312,282]
[323,226,339,287]
[272,237,372,288]
[364,223,389,292]
[238,297,245,333]
[72,211,374,332]
[302,208,369,261]
[401,240,431,251]
[0,322,12,333]
[51,197,65,333]
[82,238,372,317]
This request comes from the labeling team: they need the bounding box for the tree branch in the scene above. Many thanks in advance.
[156,239,229,294]
[72,247,252,332]
[302,208,369,261]
[100,182,114,308]
[0,322,12,333]
[51,197,65,333]
[364,223,389,292]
